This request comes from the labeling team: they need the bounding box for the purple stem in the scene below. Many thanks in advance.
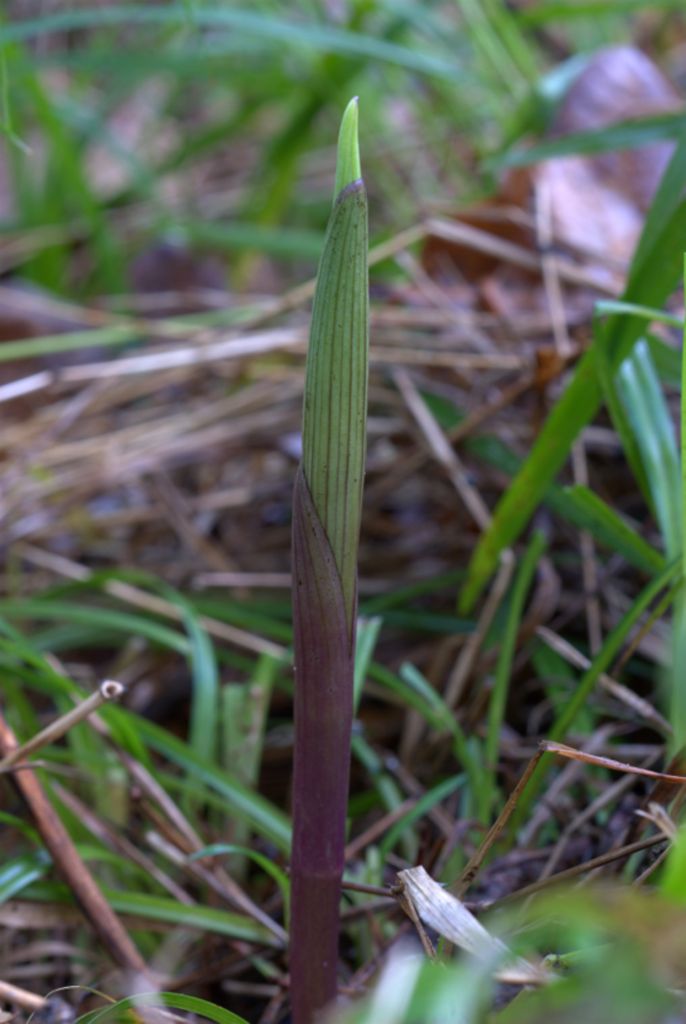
[290,468,355,1024]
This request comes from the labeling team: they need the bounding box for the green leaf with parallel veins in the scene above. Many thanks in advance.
[301,97,369,633]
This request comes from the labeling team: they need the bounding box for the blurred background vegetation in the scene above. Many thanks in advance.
[1,1,682,299]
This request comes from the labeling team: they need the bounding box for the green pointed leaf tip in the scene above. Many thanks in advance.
[334,97,361,198]
[302,102,368,629]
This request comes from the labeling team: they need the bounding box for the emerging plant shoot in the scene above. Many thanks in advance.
[290,98,369,1024]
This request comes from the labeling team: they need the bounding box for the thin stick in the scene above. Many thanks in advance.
[495,834,667,906]
[0,980,47,1012]
[542,739,686,783]
[340,880,391,898]
[0,680,125,772]
[454,750,545,897]
[365,368,544,507]
[425,217,618,294]
[60,328,305,382]
[394,883,437,960]
[536,179,574,361]
[633,844,671,885]
[536,179,603,655]
[0,710,150,978]
[344,798,416,863]
[17,543,285,660]
[444,549,515,710]
[54,781,194,907]
[536,625,671,735]
[393,367,491,531]
[539,770,643,881]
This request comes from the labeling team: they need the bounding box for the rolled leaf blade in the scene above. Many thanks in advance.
[302,98,368,633]
[290,98,369,1024]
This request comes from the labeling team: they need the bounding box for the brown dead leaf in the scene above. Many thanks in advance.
[551,45,681,212]
[395,865,549,986]
[543,740,686,784]
[539,46,682,267]
[535,156,643,267]
[422,46,682,320]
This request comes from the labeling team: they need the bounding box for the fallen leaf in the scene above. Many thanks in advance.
[395,865,549,985]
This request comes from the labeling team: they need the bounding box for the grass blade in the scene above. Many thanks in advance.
[486,531,546,778]
[616,340,681,560]
[557,485,665,575]
[78,992,249,1024]
[1,6,459,81]
[460,130,686,612]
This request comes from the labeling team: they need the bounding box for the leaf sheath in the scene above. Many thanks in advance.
[290,467,355,1021]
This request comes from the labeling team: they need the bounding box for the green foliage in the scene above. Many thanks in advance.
[662,826,686,903]
[460,130,686,612]
[0,850,51,902]
[498,111,686,170]
[617,341,681,559]
[0,0,560,299]
[78,991,250,1024]
[301,97,369,628]
[192,843,290,927]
